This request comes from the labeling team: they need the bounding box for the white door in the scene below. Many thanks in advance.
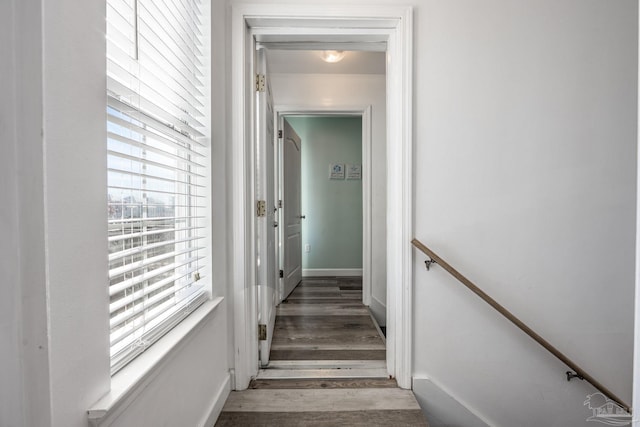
[281,118,302,300]
[255,48,277,367]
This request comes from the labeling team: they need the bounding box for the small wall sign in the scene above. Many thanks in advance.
[346,164,362,180]
[329,163,345,180]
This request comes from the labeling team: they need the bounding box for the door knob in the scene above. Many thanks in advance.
[299,215,306,219]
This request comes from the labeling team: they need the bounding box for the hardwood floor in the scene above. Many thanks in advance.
[271,277,386,360]
[215,277,429,426]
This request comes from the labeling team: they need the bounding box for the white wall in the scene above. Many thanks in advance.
[43,1,111,423]
[1,0,232,425]
[238,0,637,425]
[413,1,636,426]
[103,307,230,427]
[1,0,52,425]
[634,3,640,424]
[271,73,387,324]
[1,1,26,425]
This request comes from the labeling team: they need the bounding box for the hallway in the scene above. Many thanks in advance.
[266,276,385,375]
[215,277,428,425]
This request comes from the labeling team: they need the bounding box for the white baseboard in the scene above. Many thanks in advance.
[369,295,386,327]
[302,268,363,277]
[200,374,231,427]
[412,377,490,427]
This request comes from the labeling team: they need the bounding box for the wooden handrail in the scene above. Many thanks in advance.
[411,238,631,414]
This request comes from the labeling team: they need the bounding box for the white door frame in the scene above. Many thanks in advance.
[275,106,373,307]
[231,4,413,390]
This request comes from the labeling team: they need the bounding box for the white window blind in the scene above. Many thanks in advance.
[106,0,209,374]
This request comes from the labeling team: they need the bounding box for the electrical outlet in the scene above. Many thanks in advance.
[305,244,311,253]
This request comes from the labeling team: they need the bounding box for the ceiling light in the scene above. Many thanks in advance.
[321,50,346,63]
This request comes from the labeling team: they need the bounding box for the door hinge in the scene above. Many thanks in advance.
[257,200,266,217]
[278,130,283,138]
[256,74,266,92]
[279,269,284,278]
[258,324,267,341]
[278,200,282,208]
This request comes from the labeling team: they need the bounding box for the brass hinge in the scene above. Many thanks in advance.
[256,74,266,92]
[278,130,283,138]
[257,200,266,217]
[258,324,267,341]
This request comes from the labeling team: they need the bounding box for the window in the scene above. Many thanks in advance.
[106,0,209,373]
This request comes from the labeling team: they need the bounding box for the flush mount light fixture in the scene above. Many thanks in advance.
[320,50,346,63]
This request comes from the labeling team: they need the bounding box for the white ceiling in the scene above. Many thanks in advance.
[266,50,386,75]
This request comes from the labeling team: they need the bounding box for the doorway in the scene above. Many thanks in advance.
[276,108,374,309]
[286,115,364,282]
[231,4,414,390]
[261,112,385,378]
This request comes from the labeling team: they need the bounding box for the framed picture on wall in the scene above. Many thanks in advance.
[329,163,345,180]
[346,164,362,180]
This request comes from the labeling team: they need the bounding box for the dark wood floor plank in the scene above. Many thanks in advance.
[282,298,364,305]
[272,317,383,346]
[269,349,386,361]
[272,334,382,346]
[248,378,397,389]
[299,280,338,286]
[277,304,369,316]
[215,410,428,427]
[338,284,363,290]
[289,289,341,298]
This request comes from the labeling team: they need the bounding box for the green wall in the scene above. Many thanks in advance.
[286,116,362,270]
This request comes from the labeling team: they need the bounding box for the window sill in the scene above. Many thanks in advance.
[87,296,224,426]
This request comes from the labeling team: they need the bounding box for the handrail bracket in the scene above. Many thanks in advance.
[424,258,437,271]
[566,371,584,382]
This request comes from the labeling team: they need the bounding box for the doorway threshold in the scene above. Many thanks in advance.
[256,367,388,380]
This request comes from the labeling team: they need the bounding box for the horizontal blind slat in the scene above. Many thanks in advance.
[110,284,204,347]
[108,225,204,243]
[108,167,206,189]
[108,246,204,286]
[109,233,204,261]
[108,185,206,199]
[107,77,205,135]
[110,276,202,322]
[107,93,204,140]
[109,269,199,315]
[153,0,204,48]
[107,151,206,178]
[107,131,206,169]
[107,39,204,105]
[137,3,204,67]
[109,255,205,297]
[138,2,203,67]
[107,96,207,148]
[154,0,203,35]
[108,215,205,225]
[107,58,203,119]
